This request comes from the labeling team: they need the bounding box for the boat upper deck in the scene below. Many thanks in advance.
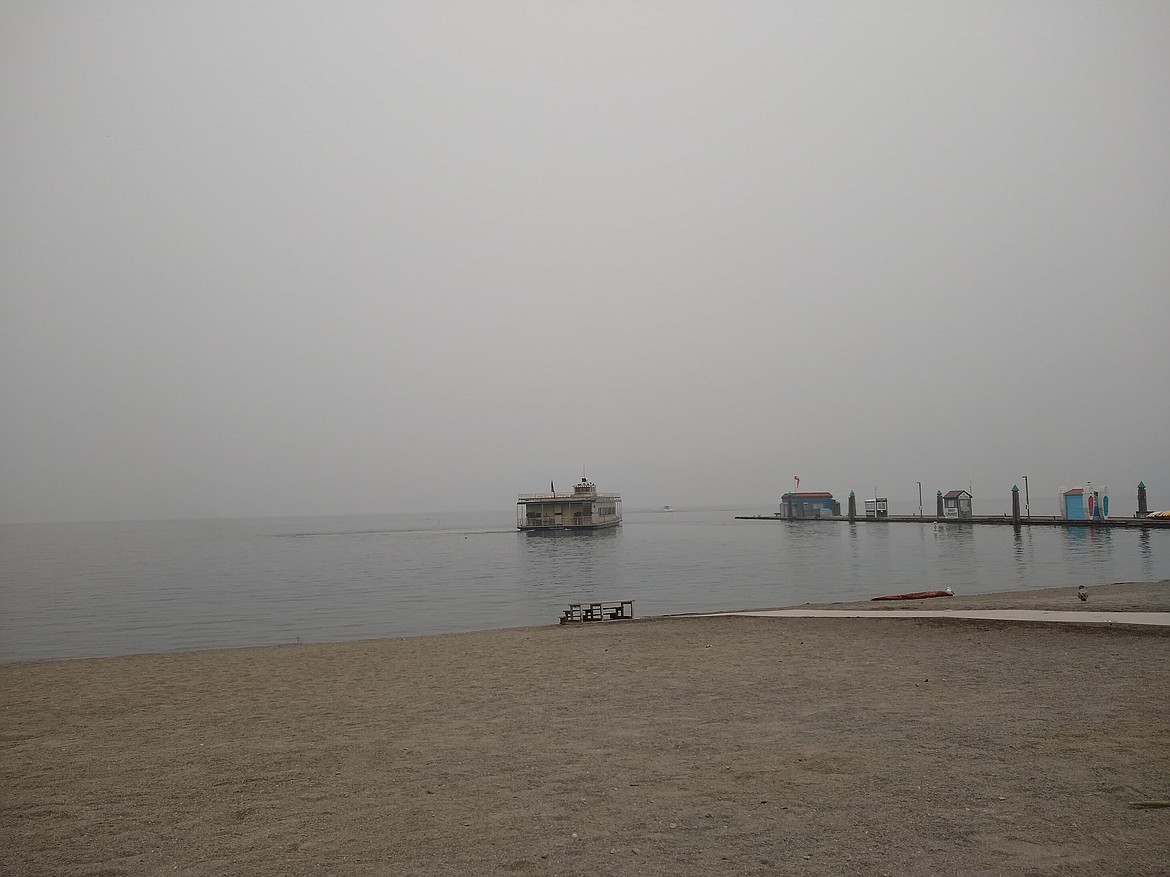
[518,477,621,504]
[517,490,622,504]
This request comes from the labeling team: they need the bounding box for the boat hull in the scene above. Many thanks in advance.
[518,519,621,532]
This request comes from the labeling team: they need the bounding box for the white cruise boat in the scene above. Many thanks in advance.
[517,477,622,531]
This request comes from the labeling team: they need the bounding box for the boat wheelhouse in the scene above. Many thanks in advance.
[517,478,622,531]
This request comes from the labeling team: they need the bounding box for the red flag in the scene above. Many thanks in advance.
[794,476,800,489]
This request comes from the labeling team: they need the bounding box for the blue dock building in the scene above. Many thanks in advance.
[780,491,840,519]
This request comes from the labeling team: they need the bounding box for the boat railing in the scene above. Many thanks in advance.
[517,492,621,502]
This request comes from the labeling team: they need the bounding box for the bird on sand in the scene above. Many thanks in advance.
[1077,585,1088,602]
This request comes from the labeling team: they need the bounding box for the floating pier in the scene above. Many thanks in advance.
[734,513,1170,529]
[737,483,1170,529]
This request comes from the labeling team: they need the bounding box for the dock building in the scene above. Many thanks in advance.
[1060,487,1086,520]
[780,492,840,519]
[942,490,973,519]
[1060,484,1110,521]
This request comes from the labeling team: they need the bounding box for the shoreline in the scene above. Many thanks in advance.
[762,577,1170,614]
[4,578,1168,668]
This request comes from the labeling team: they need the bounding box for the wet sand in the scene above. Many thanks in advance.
[3,581,1169,876]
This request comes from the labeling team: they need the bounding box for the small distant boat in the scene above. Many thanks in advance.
[517,477,622,531]
[661,505,674,512]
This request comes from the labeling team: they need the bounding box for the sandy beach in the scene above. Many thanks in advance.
[3,580,1169,876]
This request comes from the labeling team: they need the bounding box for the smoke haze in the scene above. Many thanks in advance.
[2,2,1168,522]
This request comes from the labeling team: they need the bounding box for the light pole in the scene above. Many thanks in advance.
[917,481,922,519]
[1023,475,1030,519]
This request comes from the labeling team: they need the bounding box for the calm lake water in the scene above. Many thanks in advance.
[2,507,1168,661]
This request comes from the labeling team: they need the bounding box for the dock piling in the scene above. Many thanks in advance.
[1011,485,1021,529]
[848,491,856,523]
[1138,481,1148,518]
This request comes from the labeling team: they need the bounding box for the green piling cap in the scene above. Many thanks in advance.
[849,490,855,497]
[1139,481,1146,489]
[937,489,942,495]
[1012,485,1019,492]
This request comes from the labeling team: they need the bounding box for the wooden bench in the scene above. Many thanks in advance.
[560,600,634,624]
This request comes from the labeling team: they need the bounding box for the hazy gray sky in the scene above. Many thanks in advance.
[3,2,1168,522]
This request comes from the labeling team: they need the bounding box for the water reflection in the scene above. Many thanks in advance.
[1062,525,1114,559]
[779,522,857,598]
[866,522,891,547]
[783,520,845,552]
[932,522,977,556]
[1140,529,1154,577]
[1010,527,1037,576]
[518,528,622,600]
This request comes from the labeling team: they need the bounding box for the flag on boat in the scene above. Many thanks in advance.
[794,476,800,489]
